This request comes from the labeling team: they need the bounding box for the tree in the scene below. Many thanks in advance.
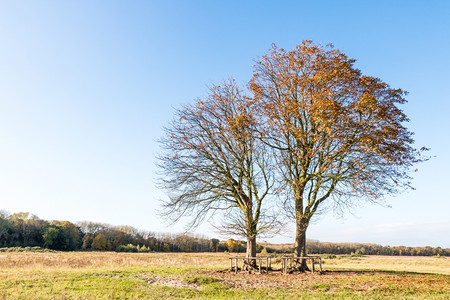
[82,233,94,249]
[210,238,220,252]
[43,225,68,250]
[0,212,13,247]
[226,238,240,253]
[51,221,82,250]
[158,80,279,258]
[43,227,59,249]
[8,212,46,247]
[250,40,426,270]
[92,233,107,250]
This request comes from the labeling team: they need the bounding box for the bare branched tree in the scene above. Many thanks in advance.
[157,80,280,257]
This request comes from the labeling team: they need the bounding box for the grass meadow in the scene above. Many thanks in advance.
[0,251,449,299]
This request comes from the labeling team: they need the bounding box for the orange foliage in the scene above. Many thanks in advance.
[249,40,426,258]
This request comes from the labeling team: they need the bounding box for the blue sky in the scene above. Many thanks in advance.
[0,1,449,248]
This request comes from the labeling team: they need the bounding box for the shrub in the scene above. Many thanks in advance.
[0,247,55,253]
[116,244,138,252]
[138,245,151,253]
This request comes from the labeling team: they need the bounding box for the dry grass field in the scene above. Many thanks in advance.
[0,251,449,299]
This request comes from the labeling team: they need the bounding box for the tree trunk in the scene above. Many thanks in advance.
[245,205,257,269]
[242,235,257,270]
[246,235,257,258]
[245,203,257,259]
[294,216,310,272]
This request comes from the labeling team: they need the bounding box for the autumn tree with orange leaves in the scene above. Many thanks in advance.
[158,81,281,258]
[250,40,427,270]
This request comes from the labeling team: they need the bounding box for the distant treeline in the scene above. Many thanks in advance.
[0,212,448,256]
[263,240,449,257]
[0,212,222,252]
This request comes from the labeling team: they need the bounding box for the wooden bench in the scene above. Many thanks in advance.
[228,256,272,273]
[281,256,323,273]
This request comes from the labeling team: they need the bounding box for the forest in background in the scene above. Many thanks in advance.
[0,211,448,256]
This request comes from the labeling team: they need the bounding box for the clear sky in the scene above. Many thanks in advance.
[1,1,449,248]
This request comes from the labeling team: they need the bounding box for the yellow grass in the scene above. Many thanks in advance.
[323,255,450,275]
[0,252,224,271]
[1,252,447,274]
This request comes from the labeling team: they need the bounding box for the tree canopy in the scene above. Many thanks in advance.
[249,41,426,268]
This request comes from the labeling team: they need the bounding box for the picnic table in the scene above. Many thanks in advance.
[280,256,323,273]
[228,256,272,273]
